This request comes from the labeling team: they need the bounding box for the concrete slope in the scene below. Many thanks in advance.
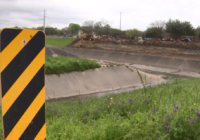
[45,46,78,57]
[64,48,200,73]
[45,66,165,100]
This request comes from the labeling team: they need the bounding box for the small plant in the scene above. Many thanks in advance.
[45,56,101,74]
[137,70,147,88]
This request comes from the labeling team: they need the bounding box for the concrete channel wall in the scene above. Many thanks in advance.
[64,48,200,73]
[44,47,165,100]
[46,46,79,57]
[45,66,144,100]
[45,65,165,100]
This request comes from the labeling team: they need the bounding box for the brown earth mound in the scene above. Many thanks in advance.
[70,39,200,60]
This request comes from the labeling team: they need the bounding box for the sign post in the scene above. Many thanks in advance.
[0,28,46,140]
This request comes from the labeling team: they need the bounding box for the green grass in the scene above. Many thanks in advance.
[45,56,101,74]
[46,37,76,47]
[44,78,200,140]
[0,74,200,139]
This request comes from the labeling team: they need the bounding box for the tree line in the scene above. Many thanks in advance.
[61,18,200,40]
[145,19,196,39]
[3,18,200,40]
[65,18,200,40]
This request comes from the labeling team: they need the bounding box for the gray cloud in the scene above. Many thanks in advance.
[0,0,200,30]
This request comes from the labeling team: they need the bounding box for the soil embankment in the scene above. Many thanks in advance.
[70,39,200,60]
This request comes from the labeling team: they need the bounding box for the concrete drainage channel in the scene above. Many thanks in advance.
[45,65,167,101]
[44,46,196,102]
[64,47,200,73]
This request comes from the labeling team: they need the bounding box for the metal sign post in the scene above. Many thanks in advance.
[0,28,46,140]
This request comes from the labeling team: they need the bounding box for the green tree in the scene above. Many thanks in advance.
[195,26,200,40]
[58,28,67,36]
[94,21,103,35]
[149,20,165,38]
[81,26,93,34]
[67,23,80,35]
[81,20,95,34]
[109,28,122,37]
[166,19,195,38]
[45,26,59,35]
[182,21,195,36]
[144,27,160,38]
[35,26,59,35]
[102,24,111,35]
[81,19,112,35]
[35,26,43,30]
[125,28,143,38]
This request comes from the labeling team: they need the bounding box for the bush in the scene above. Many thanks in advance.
[45,56,101,74]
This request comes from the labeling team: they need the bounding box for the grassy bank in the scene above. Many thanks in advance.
[0,78,200,139]
[46,37,76,47]
[45,56,101,74]
[45,78,200,140]
[0,67,199,140]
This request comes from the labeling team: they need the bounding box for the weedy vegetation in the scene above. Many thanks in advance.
[45,56,101,74]
[44,78,200,140]
[0,70,199,140]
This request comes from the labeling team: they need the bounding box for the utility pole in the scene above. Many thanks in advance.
[120,12,121,31]
[43,9,46,33]
[120,12,122,36]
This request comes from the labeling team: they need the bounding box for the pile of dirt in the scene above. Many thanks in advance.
[70,40,200,60]
[72,39,200,48]
[67,38,81,47]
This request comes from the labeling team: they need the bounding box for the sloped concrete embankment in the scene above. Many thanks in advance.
[64,48,200,73]
[45,46,79,57]
[45,66,165,100]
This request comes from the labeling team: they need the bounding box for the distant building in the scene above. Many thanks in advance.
[135,36,142,40]
[78,30,83,38]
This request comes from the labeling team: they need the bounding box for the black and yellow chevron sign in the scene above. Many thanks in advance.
[0,28,46,140]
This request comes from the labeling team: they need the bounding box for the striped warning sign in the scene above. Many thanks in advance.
[0,28,46,140]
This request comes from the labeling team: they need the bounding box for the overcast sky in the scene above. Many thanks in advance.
[0,0,199,31]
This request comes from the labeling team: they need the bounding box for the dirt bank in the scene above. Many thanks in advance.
[70,39,200,60]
